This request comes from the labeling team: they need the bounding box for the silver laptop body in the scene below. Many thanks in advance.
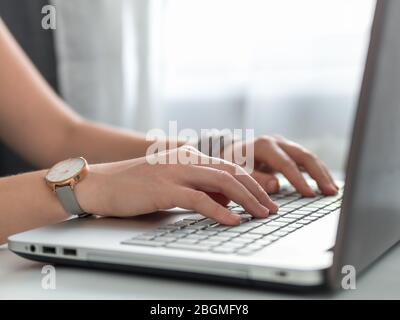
[8,0,400,290]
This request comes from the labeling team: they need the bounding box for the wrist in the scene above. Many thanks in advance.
[74,165,107,215]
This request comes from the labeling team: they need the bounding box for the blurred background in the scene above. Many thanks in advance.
[2,0,377,172]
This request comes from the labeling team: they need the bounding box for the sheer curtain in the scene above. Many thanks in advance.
[52,0,162,130]
[52,0,375,170]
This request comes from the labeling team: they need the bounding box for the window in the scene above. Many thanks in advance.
[161,0,375,169]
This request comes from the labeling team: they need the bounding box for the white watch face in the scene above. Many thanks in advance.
[46,158,86,183]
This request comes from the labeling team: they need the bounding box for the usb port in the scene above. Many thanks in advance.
[63,248,77,256]
[42,246,56,254]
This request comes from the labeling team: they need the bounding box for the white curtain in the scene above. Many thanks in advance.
[52,0,375,170]
[52,0,162,131]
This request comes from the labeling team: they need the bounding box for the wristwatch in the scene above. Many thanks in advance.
[45,157,90,218]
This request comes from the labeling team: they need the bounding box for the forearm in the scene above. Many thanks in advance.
[64,120,187,164]
[0,19,186,167]
[67,121,158,163]
[0,170,69,244]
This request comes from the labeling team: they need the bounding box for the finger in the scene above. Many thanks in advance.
[274,135,338,191]
[183,166,270,218]
[197,159,278,213]
[173,147,278,211]
[320,162,339,190]
[277,140,337,195]
[177,188,241,225]
[255,139,315,197]
[251,171,280,194]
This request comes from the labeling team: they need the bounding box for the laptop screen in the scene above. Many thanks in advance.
[331,0,400,286]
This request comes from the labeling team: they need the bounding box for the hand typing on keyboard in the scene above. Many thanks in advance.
[76,146,278,226]
[223,135,338,197]
[77,134,339,228]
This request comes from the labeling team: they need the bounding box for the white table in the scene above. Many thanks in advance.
[1,242,399,300]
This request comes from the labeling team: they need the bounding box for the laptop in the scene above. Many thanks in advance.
[8,0,400,290]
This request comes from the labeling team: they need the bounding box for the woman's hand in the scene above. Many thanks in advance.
[223,135,338,197]
[75,146,278,225]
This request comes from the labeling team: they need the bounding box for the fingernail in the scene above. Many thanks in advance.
[232,213,241,224]
[271,202,279,213]
[306,189,316,197]
[259,206,269,217]
[324,184,337,194]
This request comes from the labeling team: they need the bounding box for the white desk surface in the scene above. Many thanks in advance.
[1,242,399,300]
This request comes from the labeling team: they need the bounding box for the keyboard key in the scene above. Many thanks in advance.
[289,223,305,229]
[238,233,263,239]
[276,208,293,213]
[316,209,331,214]
[167,233,190,240]
[242,221,263,227]
[274,217,297,223]
[303,216,319,221]
[309,213,325,218]
[132,234,156,240]
[198,240,222,247]
[195,230,218,236]
[230,237,254,244]
[254,238,273,246]
[296,219,313,225]
[193,218,218,226]
[271,230,289,237]
[230,207,245,213]
[240,216,252,223]
[174,238,199,244]
[209,225,230,231]
[263,235,280,242]
[207,234,235,241]
[226,225,257,233]
[264,221,289,227]
[282,214,302,219]
[218,242,245,249]
[280,225,301,232]
[243,243,264,251]
[159,225,181,230]
[166,243,210,251]
[185,234,209,240]
[173,219,196,227]
[154,236,177,242]
[250,225,281,235]
[325,205,338,210]
[186,225,209,230]
[171,229,197,235]
[252,215,279,223]
[295,208,315,213]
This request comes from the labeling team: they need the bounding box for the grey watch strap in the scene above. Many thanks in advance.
[55,186,87,217]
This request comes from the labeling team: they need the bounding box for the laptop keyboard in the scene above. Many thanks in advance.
[121,187,343,256]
